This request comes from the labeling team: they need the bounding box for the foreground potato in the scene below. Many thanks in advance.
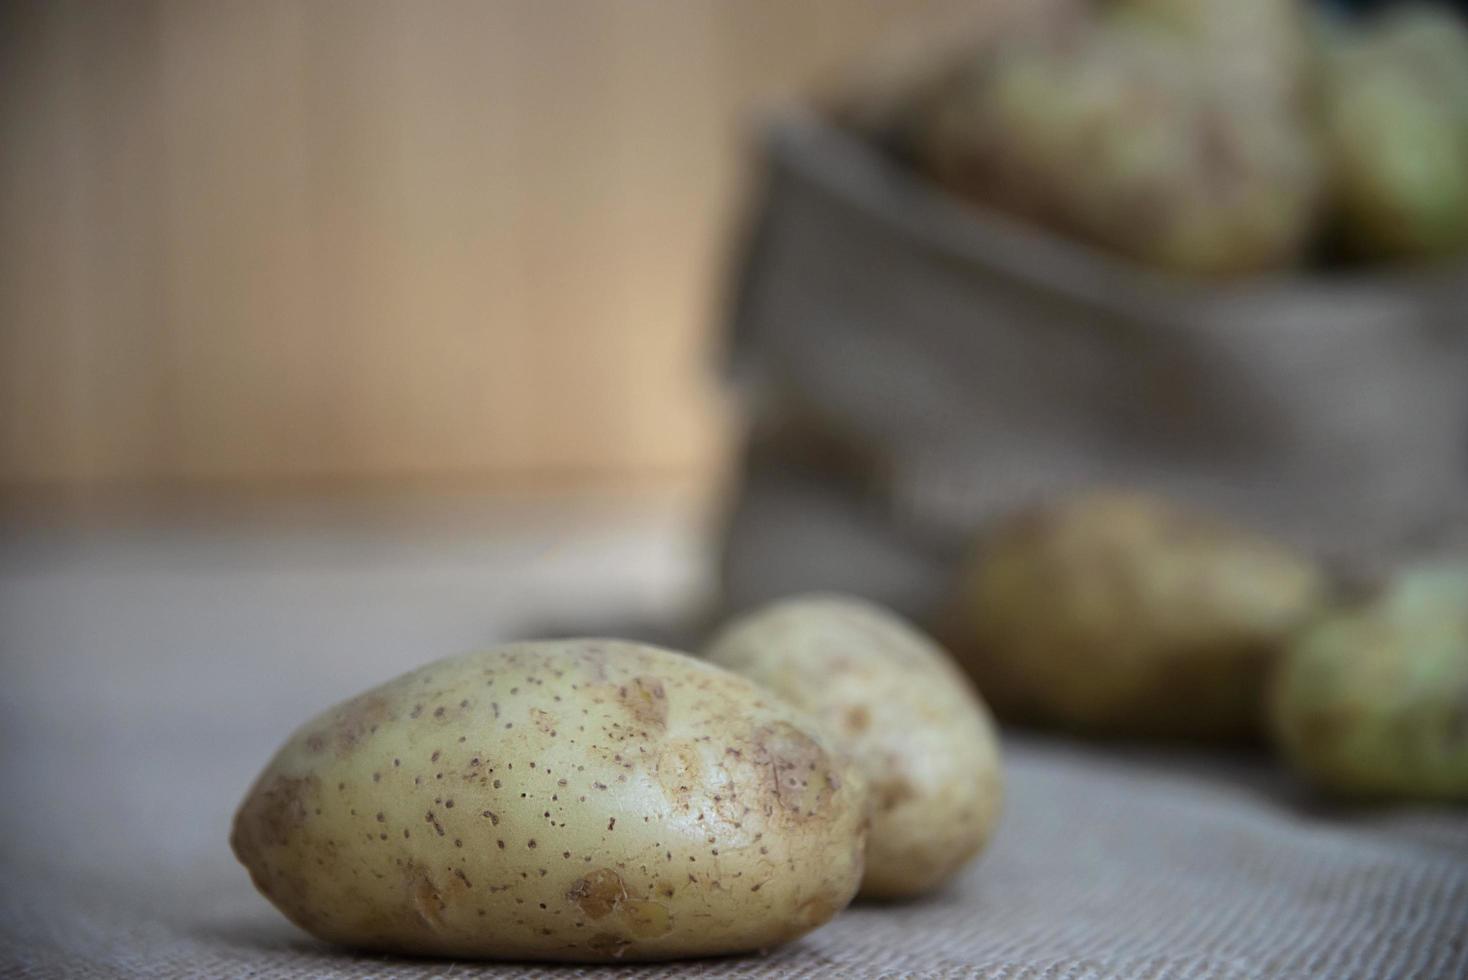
[232,640,869,961]
[706,595,1002,899]
[1271,565,1468,800]
[950,492,1327,740]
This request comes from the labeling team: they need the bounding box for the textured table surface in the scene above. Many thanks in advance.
[2,504,1465,979]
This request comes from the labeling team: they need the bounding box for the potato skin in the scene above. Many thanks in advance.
[950,492,1327,740]
[231,640,868,961]
[705,595,1002,899]
[1271,566,1468,800]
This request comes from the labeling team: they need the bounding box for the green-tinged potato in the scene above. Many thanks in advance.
[920,18,1320,276]
[950,492,1328,739]
[705,595,1002,899]
[232,640,869,961]
[1319,6,1468,262]
[1271,565,1468,800]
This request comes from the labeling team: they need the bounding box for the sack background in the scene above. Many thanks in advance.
[720,119,1468,622]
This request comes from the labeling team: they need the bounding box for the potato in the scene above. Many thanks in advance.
[919,8,1319,277]
[705,595,1002,899]
[1318,6,1468,262]
[231,640,869,961]
[1271,565,1468,800]
[949,492,1328,740]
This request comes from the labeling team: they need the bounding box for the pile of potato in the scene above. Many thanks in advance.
[833,0,1468,275]
[232,9,1467,951]
[232,488,1464,961]
[946,490,1468,800]
[233,605,1002,960]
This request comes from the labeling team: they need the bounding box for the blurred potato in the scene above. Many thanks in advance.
[706,595,1003,899]
[917,10,1320,276]
[948,492,1329,740]
[1271,565,1468,800]
[1318,5,1468,262]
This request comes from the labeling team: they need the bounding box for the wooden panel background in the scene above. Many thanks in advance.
[0,0,955,496]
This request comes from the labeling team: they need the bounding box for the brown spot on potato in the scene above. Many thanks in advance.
[875,775,917,812]
[567,868,626,919]
[405,863,446,934]
[234,774,318,852]
[565,868,672,945]
[330,694,392,756]
[843,705,871,734]
[622,898,671,938]
[752,722,838,820]
[587,932,632,958]
[654,741,702,807]
[532,708,559,736]
[619,677,668,732]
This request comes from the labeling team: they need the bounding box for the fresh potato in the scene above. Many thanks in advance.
[950,492,1328,740]
[231,640,869,961]
[705,595,1002,899]
[919,7,1319,276]
[1318,5,1468,262]
[1271,565,1468,800]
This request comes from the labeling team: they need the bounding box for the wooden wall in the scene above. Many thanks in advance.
[0,0,956,497]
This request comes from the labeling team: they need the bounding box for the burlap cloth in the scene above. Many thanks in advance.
[2,516,1467,979]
